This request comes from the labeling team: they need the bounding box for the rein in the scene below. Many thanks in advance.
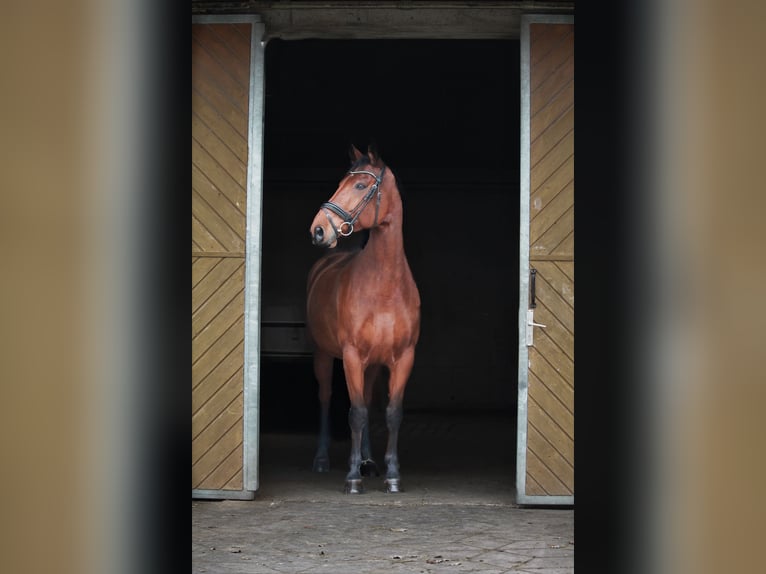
[321,165,386,237]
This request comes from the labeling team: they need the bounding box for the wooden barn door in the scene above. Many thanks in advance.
[192,16,265,499]
[516,15,574,505]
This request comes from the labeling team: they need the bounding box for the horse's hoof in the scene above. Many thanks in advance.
[313,457,330,473]
[360,459,379,477]
[344,479,364,494]
[384,478,402,494]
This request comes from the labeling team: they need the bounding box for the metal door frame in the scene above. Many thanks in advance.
[192,7,574,502]
[192,14,265,499]
[516,13,575,506]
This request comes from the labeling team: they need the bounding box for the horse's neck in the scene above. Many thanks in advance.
[359,206,409,277]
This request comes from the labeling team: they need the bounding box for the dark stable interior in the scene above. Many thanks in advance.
[259,39,521,470]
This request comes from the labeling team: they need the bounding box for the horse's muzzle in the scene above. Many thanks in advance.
[310,223,338,248]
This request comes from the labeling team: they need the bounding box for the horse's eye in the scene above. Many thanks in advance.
[355,183,366,190]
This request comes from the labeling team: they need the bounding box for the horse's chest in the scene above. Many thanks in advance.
[343,303,415,358]
[364,310,396,342]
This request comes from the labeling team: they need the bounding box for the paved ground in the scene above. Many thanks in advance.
[192,413,573,573]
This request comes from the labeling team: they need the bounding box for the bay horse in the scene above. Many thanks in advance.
[306,145,420,494]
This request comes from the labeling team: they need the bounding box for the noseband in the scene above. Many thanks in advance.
[321,166,386,237]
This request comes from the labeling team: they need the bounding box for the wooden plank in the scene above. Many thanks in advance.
[528,410,573,482]
[191,135,247,208]
[222,23,253,65]
[191,78,248,141]
[528,375,574,446]
[192,90,249,166]
[530,155,573,219]
[528,357,574,420]
[552,230,574,258]
[192,392,243,465]
[192,289,246,364]
[192,255,220,288]
[533,261,574,307]
[556,260,574,282]
[192,213,225,253]
[525,472,546,496]
[527,423,573,493]
[192,315,245,386]
[192,410,243,485]
[191,251,246,259]
[193,164,245,240]
[192,341,244,411]
[192,137,246,213]
[531,329,573,388]
[200,443,244,490]
[192,257,242,313]
[533,302,573,361]
[223,467,244,491]
[531,106,573,166]
[192,151,246,219]
[192,113,247,189]
[192,393,244,472]
[525,448,569,495]
[530,180,573,245]
[530,23,572,67]
[531,53,573,116]
[191,34,249,116]
[192,25,250,88]
[530,254,574,262]
[530,26,574,92]
[530,128,573,192]
[530,81,573,143]
[534,269,574,333]
[193,366,244,437]
[531,204,573,257]
[192,265,244,338]
[192,188,245,252]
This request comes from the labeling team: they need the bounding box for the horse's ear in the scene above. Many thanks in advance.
[349,145,363,163]
[367,143,380,166]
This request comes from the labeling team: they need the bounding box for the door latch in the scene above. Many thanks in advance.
[526,308,547,346]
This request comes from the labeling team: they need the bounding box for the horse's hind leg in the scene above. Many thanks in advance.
[312,350,333,472]
[384,348,415,493]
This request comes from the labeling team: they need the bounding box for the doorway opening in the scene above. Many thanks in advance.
[258,39,520,497]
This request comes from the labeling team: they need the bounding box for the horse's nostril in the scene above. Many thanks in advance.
[313,226,324,242]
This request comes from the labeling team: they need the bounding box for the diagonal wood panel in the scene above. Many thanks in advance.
[193,288,245,365]
[192,340,245,411]
[193,263,245,338]
[192,22,249,257]
[192,22,250,492]
[525,21,574,497]
[192,114,247,200]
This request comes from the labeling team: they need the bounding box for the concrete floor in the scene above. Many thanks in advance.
[192,412,574,573]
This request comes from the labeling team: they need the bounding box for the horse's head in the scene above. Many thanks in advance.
[310,145,390,248]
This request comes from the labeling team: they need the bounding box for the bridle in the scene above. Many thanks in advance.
[321,165,386,237]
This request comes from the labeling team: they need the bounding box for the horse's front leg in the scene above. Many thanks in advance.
[312,351,333,472]
[360,365,381,478]
[384,348,415,493]
[342,348,368,494]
